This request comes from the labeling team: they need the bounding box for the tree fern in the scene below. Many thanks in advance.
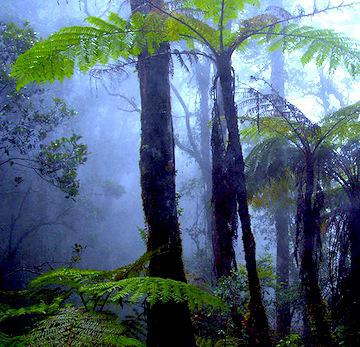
[11,3,359,89]
[241,86,360,151]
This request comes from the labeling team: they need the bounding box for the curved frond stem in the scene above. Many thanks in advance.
[145,0,218,56]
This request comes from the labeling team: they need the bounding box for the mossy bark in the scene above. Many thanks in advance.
[214,51,272,346]
[301,157,334,347]
[130,1,196,345]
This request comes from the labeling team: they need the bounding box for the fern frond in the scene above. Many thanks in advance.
[29,252,152,291]
[10,10,143,90]
[30,267,109,290]
[0,332,27,347]
[81,277,228,312]
[268,24,360,76]
[26,307,144,347]
[319,101,360,144]
[0,296,65,322]
[177,0,260,27]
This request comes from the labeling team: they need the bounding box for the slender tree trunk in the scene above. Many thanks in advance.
[195,62,212,252]
[274,204,291,339]
[301,156,333,347]
[130,1,195,346]
[348,196,360,344]
[215,51,272,346]
[270,34,292,340]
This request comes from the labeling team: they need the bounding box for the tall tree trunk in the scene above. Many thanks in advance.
[300,156,333,347]
[211,97,237,279]
[270,28,291,339]
[195,62,212,253]
[215,51,272,346]
[274,204,291,339]
[348,196,360,344]
[130,1,195,346]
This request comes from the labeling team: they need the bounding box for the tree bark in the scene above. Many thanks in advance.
[215,51,272,346]
[300,156,333,347]
[211,98,237,278]
[274,204,291,339]
[130,1,195,346]
[348,196,360,344]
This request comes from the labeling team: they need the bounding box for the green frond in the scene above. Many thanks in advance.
[0,332,27,347]
[320,101,360,144]
[81,277,228,313]
[29,252,152,292]
[268,24,360,76]
[164,14,218,49]
[11,25,127,89]
[10,11,137,90]
[0,296,65,322]
[180,0,260,27]
[30,267,109,291]
[25,307,144,347]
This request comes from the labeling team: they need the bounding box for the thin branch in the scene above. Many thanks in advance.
[230,1,358,53]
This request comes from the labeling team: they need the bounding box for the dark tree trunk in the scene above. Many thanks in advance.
[274,205,291,339]
[130,1,195,346]
[211,99,237,279]
[215,51,272,346]
[300,156,333,347]
[348,196,360,344]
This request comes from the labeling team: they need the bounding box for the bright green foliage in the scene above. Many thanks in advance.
[0,253,227,345]
[11,13,133,89]
[29,251,153,292]
[81,276,227,312]
[181,0,260,26]
[10,11,174,89]
[319,101,360,144]
[25,307,144,347]
[11,2,360,89]
[29,253,226,312]
[268,24,360,76]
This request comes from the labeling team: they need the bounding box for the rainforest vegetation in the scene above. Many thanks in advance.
[0,0,359,346]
